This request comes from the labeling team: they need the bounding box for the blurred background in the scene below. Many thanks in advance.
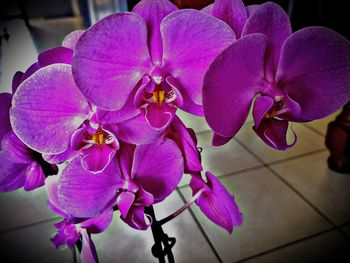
[1,1,350,262]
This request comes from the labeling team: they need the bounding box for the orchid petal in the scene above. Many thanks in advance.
[132,138,184,202]
[57,157,122,218]
[212,0,247,37]
[253,118,296,150]
[12,71,24,93]
[276,27,350,121]
[212,133,234,147]
[62,30,85,50]
[81,229,99,263]
[117,143,136,181]
[109,113,166,145]
[73,13,151,110]
[64,224,81,249]
[80,208,114,233]
[10,64,90,154]
[135,189,154,207]
[21,62,40,82]
[165,75,203,116]
[161,9,235,105]
[253,96,274,128]
[0,153,27,192]
[201,3,213,15]
[1,131,35,163]
[279,95,302,121]
[96,86,141,124]
[190,172,243,233]
[43,147,80,164]
[38,47,73,67]
[45,176,67,217]
[203,34,267,142]
[71,125,91,151]
[122,206,150,230]
[23,162,45,191]
[117,191,135,219]
[246,5,258,16]
[0,93,12,144]
[168,115,202,173]
[206,172,243,228]
[133,0,178,64]
[242,2,291,78]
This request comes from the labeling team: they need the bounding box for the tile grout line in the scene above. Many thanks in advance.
[234,138,339,228]
[178,148,328,190]
[235,227,336,263]
[176,189,223,263]
[266,148,328,166]
[302,123,327,137]
[0,217,60,235]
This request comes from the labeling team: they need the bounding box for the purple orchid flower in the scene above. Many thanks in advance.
[165,115,202,174]
[10,61,119,173]
[203,2,350,149]
[46,176,112,263]
[72,0,235,129]
[190,172,243,233]
[56,139,184,230]
[0,131,58,191]
[10,31,118,173]
[0,76,58,192]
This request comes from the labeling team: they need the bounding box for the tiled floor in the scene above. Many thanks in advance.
[1,16,350,263]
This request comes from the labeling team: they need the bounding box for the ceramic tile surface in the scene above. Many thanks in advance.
[0,187,57,232]
[197,131,261,175]
[180,168,332,262]
[271,151,350,225]
[179,130,262,187]
[242,230,350,263]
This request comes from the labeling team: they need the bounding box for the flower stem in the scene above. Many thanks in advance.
[145,205,176,263]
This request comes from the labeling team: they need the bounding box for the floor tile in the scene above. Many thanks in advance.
[304,110,340,136]
[242,230,350,263]
[0,219,74,262]
[82,191,219,263]
[236,123,326,164]
[0,187,58,232]
[180,167,332,262]
[197,131,261,176]
[271,151,350,225]
[178,130,262,187]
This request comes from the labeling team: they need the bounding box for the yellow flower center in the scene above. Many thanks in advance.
[91,128,110,145]
[152,89,165,104]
